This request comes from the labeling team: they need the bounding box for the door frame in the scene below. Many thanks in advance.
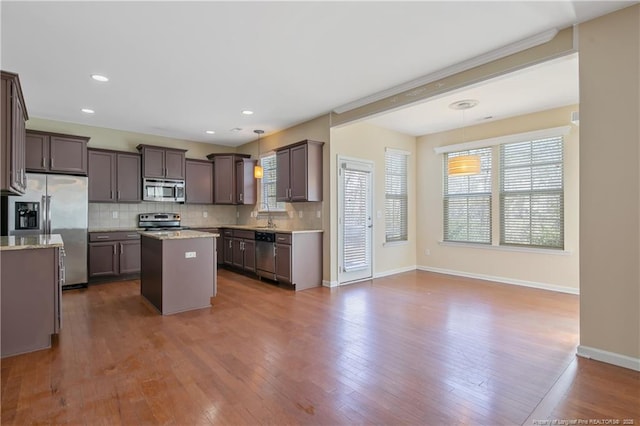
[337,155,375,285]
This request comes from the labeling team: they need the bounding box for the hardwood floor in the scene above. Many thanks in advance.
[2,269,638,425]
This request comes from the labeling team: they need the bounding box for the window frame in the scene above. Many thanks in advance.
[436,126,570,251]
[258,152,286,213]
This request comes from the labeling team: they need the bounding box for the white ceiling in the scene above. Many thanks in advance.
[0,1,634,146]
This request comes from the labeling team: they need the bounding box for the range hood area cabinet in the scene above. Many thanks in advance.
[185,159,213,204]
[206,153,256,205]
[1,70,28,195]
[137,144,187,180]
[26,130,89,176]
[276,140,323,202]
[88,148,141,203]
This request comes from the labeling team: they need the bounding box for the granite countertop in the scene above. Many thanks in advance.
[218,225,323,234]
[139,230,219,240]
[0,234,64,251]
[89,228,144,233]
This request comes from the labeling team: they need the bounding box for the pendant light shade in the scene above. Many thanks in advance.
[447,99,481,176]
[448,155,481,176]
[254,164,264,179]
[253,129,264,179]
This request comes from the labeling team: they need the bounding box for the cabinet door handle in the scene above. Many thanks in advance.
[112,245,116,255]
[50,158,54,169]
[117,190,121,199]
[126,234,138,238]
[96,235,109,239]
[119,243,123,255]
[110,190,114,199]
[229,240,232,248]
[42,157,46,168]
[239,193,243,202]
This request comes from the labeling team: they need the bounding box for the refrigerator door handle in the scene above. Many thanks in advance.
[45,195,52,234]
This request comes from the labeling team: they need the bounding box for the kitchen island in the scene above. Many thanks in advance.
[0,234,64,358]
[139,230,218,315]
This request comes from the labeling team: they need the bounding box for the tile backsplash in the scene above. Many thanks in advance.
[88,202,238,230]
[237,202,323,230]
[88,201,323,230]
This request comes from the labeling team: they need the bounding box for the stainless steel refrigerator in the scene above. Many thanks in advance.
[7,173,88,287]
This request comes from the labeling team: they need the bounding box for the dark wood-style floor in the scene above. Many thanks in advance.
[2,269,638,425]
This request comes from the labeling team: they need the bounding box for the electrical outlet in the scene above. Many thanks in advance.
[237,211,240,218]
[316,210,321,218]
[185,252,196,259]
[298,211,303,218]
[288,211,294,219]
[377,210,382,219]
[202,211,208,218]
[112,211,118,219]
[425,249,431,256]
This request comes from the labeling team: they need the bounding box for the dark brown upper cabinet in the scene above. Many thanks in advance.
[185,159,213,204]
[1,71,28,195]
[137,144,187,180]
[207,153,256,205]
[25,130,89,175]
[276,140,323,202]
[88,148,141,203]
[236,158,257,205]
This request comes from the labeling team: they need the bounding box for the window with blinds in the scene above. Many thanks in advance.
[500,136,564,249]
[443,147,492,244]
[260,154,285,211]
[385,149,408,243]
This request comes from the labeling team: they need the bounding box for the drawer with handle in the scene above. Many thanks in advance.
[89,231,141,242]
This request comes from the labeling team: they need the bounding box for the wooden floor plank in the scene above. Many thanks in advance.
[2,269,638,425]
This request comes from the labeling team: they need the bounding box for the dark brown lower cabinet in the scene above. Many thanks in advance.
[1,246,61,357]
[232,234,256,273]
[89,231,141,280]
[275,232,322,291]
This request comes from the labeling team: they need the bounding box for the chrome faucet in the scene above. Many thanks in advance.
[263,200,275,229]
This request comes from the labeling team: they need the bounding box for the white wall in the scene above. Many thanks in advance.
[416,105,580,293]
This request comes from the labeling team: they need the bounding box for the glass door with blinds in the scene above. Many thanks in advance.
[338,157,373,284]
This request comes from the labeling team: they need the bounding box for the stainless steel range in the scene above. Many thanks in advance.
[138,213,185,231]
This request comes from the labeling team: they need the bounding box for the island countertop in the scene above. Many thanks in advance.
[0,234,64,251]
[139,230,219,240]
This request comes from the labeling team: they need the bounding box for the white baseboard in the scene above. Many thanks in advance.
[416,265,579,295]
[322,280,338,288]
[577,345,640,371]
[373,265,417,279]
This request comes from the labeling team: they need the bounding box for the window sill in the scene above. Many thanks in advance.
[383,240,409,247]
[438,240,572,255]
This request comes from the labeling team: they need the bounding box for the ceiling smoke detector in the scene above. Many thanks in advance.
[449,99,479,110]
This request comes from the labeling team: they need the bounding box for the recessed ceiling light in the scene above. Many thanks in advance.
[241,110,254,115]
[81,108,95,114]
[230,127,243,132]
[449,99,479,110]
[205,130,215,134]
[90,74,109,82]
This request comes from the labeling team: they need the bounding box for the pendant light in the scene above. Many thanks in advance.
[253,129,264,179]
[447,99,481,176]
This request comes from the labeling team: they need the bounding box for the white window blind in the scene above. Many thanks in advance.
[443,147,492,244]
[343,167,371,272]
[385,149,408,243]
[260,154,285,211]
[500,136,564,249]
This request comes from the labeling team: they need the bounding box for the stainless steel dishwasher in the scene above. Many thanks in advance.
[255,231,276,280]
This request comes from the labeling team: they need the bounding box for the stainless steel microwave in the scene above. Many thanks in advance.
[142,178,185,202]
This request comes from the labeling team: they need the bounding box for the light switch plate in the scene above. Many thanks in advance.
[298,211,303,218]
[316,210,321,218]
[112,211,118,219]
[203,211,208,218]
